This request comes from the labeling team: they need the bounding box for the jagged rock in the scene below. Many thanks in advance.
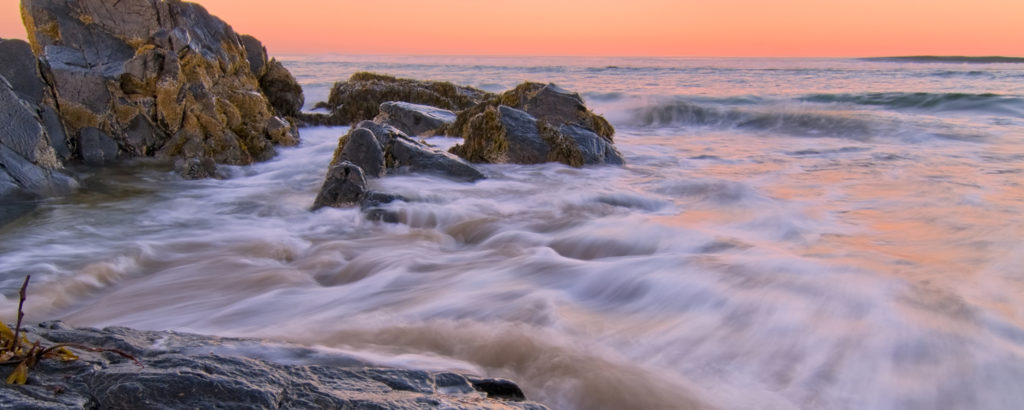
[0,39,46,105]
[174,156,219,180]
[313,72,492,125]
[78,127,119,165]
[0,74,76,198]
[0,322,548,409]
[238,34,303,118]
[447,83,623,167]
[312,161,367,210]
[375,101,456,137]
[20,0,300,170]
[332,121,485,182]
[336,127,385,178]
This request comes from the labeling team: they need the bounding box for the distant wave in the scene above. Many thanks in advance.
[862,56,1024,64]
[621,99,876,140]
[800,92,1024,116]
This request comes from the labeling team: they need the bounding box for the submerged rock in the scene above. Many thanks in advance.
[375,101,457,137]
[313,72,492,125]
[446,82,623,167]
[20,0,300,167]
[0,322,547,409]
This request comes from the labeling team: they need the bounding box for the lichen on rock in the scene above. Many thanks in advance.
[19,0,301,171]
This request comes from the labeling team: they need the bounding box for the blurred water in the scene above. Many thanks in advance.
[2,56,1023,409]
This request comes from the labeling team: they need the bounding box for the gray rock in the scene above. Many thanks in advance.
[352,120,407,148]
[0,39,45,105]
[0,78,75,197]
[79,127,119,165]
[312,161,368,210]
[498,105,550,164]
[376,101,456,137]
[339,128,386,178]
[559,124,625,165]
[391,136,487,182]
[239,34,268,77]
[0,322,547,409]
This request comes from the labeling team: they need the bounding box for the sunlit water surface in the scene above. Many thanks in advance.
[2,56,1023,409]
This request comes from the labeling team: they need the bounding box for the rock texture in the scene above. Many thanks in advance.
[20,0,299,167]
[446,82,623,167]
[375,101,457,137]
[0,321,546,409]
[313,72,492,125]
[0,38,77,199]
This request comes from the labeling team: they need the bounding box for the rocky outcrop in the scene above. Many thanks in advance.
[20,0,299,167]
[375,101,456,137]
[0,39,77,200]
[0,321,547,409]
[240,34,304,118]
[446,82,623,167]
[313,72,492,125]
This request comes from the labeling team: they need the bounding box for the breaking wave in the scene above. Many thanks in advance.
[800,92,1024,116]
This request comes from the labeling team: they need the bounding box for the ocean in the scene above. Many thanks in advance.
[2,55,1024,409]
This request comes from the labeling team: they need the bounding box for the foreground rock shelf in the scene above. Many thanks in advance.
[0,322,547,409]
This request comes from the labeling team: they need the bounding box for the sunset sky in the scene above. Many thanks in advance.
[2,0,1023,57]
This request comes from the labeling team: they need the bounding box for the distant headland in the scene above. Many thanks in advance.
[862,56,1024,64]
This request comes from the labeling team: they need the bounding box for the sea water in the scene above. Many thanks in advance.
[2,56,1023,409]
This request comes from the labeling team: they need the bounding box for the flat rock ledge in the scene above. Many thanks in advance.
[0,321,547,410]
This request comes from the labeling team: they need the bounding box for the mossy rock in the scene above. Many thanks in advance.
[317,72,493,125]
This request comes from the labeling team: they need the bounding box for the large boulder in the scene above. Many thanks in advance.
[447,85,624,167]
[20,0,299,167]
[0,322,548,409]
[375,101,456,137]
[313,72,492,125]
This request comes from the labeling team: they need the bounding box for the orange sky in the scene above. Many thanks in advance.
[2,0,1022,56]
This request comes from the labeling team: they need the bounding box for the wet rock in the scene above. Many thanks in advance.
[337,127,386,178]
[174,156,219,180]
[375,101,456,136]
[332,123,485,182]
[0,322,548,409]
[21,0,300,170]
[312,161,367,210]
[447,83,623,167]
[390,135,486,181]
[313,72,492,125]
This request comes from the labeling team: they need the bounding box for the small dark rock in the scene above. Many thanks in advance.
[312,161,367,210]
[470,377,528,401]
